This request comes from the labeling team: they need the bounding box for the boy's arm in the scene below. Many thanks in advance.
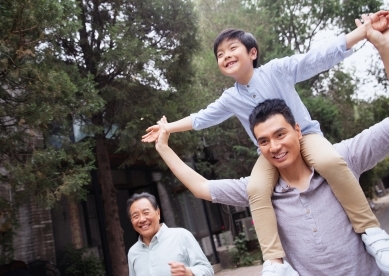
[346,11,389,49]
[155,116,212,201]
[273,11,387,85]
[142,116,193,143]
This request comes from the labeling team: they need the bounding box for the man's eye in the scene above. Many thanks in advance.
[278,133,286,138]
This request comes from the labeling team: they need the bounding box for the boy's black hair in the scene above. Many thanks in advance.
[127,192,159,219]
[249,99,296,138]
[213,28,259,68]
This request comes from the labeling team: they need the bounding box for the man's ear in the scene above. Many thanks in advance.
[250,47,257,60]
[295,123,303,140]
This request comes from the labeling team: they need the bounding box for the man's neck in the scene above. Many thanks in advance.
[278,156,312,192]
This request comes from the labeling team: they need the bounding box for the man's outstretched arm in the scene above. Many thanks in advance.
[356,12,389,77]
[155,116,212,201]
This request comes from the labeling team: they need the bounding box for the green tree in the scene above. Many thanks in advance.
[51,0,199,274]
[0,0,102,263]
[190,0,384,181]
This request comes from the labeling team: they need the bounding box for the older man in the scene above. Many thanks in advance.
[126,192,214,276]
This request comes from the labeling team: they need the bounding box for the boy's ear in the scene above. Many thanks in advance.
[249,47,257,60]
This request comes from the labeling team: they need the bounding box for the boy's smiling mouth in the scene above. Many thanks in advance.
[226,61,236,67]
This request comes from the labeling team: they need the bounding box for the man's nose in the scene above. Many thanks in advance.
[139,214,146,222]
[269,140,280,152]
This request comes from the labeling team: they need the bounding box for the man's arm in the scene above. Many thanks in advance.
[182,229,214,276]
[356,12,389,77]
[334,118,389,177]
[155,116,212,201]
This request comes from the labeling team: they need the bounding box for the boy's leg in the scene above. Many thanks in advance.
[247,154,285,260]
[300,134,379,232]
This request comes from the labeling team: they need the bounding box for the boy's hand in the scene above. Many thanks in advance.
[142,124,160,143]
[155,116,170,150]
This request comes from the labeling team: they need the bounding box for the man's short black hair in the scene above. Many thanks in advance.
[126,192,159,219]
[213,28,259,68]
[249,99,296,138]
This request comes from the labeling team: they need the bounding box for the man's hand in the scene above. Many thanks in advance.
[356,13,389,50]
[141,124,160,143]
[155,116,170,151]
[355,11,389,33]
[168,262,193,276]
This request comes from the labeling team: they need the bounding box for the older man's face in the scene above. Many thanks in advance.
[129,198,161,244]
[254,114,302,170]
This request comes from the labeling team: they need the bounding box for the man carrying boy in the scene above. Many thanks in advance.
[153,19,389,271]
[143,10,389,275]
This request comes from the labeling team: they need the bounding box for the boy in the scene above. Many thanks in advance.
[143,11,389,275]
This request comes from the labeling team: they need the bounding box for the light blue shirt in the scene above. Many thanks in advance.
[127,223,214,276]
[190,34,353,147]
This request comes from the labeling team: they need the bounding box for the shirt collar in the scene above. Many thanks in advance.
[139,223,167,247]
[274,167,315,193]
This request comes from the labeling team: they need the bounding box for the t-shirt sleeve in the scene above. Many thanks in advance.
[271,33,353,84]
[334,118,389,178]
[208,177,250,207]
[190,92,234,130]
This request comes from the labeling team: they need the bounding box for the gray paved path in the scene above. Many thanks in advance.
[215,264,263,275]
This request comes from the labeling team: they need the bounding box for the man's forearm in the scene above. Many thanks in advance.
[165,116,193,133]
[156,145,212,201]
[377,43,389,78]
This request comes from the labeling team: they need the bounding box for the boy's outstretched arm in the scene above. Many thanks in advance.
[345,10,389,49]
[155,116,212,201]
[356,13,389,78]
[142,116,193,143]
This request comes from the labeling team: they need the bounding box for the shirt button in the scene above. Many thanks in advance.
[247,84,250,88]
[306,209,310,214]
[252,94,256,98]
[313,228,317,232]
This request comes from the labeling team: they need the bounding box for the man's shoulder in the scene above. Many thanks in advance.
[128,240,143,256]
[165,226,192,235]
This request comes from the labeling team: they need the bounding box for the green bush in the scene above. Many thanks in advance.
[229,232,254,267]
[59,245,105,276]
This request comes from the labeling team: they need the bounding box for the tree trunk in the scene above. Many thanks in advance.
[95,134,129,276]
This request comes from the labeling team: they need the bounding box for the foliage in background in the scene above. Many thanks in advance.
[229,232,254,267]
[188,0,388,195]
[58,245,105,276]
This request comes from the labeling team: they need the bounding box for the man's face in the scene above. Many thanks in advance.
[216,39,257,84]
[129,198,161,243]
[254,114,302,170]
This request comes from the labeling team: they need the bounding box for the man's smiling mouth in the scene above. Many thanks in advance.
[273,152,287,159]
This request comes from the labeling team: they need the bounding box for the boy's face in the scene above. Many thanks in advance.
[216,39,257,84]
[254,114,303,171]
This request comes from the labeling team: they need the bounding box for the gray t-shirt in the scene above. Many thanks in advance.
[208,118,389,276]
